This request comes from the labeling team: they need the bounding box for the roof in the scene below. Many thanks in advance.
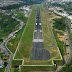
[0,66,3,68]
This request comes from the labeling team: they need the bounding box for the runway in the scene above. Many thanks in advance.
[31,5,51,60]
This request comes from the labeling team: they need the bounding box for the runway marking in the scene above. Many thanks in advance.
[36,23,37,25]
[33,39,44,42]
[34,30,37,32]
[39,23,41,25]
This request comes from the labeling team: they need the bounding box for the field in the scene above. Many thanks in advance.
[53,29,65,56]
[40,5,62,59]
[7,26,26,54]
[14,5,37,62]
[21,66,55,72]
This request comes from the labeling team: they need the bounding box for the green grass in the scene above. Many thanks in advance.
[56,31,64,36]
[21,66,55,72]
[7,25,26,54]
[53,18,66,31]
[25,60,53,65]
[40,5,53,48]
[16,12,28,23]
[53,29,65,56]
[40,5,61,59]
[14,5,37,60]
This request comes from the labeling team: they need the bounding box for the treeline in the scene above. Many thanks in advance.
[51,2,72,12]
[0,3,25,10]
[22,0,44,4]
[53,17,66,31]
[0,0,44,10]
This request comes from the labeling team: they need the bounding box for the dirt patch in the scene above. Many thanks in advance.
[9,42,13,46]
[66,46,69,53]
[47,10,70,62]
[57,33,65,42]
[64,54,69,62]
[57,31,69,62]
[47,11,61,28]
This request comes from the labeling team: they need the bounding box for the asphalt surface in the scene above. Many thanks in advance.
[31,42,51,60]
[31,5,50,60]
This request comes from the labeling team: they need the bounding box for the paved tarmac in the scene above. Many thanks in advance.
[31,5,51,60]
[31,42,50,60]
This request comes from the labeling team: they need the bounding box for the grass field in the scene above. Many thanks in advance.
[21,66,55,72]
[24,60,53,65]
[40,5,61,59]
[53,29,65,56]
[14,4,37,61]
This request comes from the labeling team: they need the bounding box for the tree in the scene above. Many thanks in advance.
[0,39,3,42]
[4,62,8,67]
[14,68,19,72]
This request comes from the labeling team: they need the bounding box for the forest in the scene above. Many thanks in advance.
[0,13,19,42]
[53,17,66,31]
[0,0,44,10]
[51,2,72,15]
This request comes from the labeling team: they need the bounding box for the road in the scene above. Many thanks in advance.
[65,20,72,63]
[53,9,72,61]
[31,5,50,60]
[0,14,24,72]
[55,19,72,72]
[53,9,72,72]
